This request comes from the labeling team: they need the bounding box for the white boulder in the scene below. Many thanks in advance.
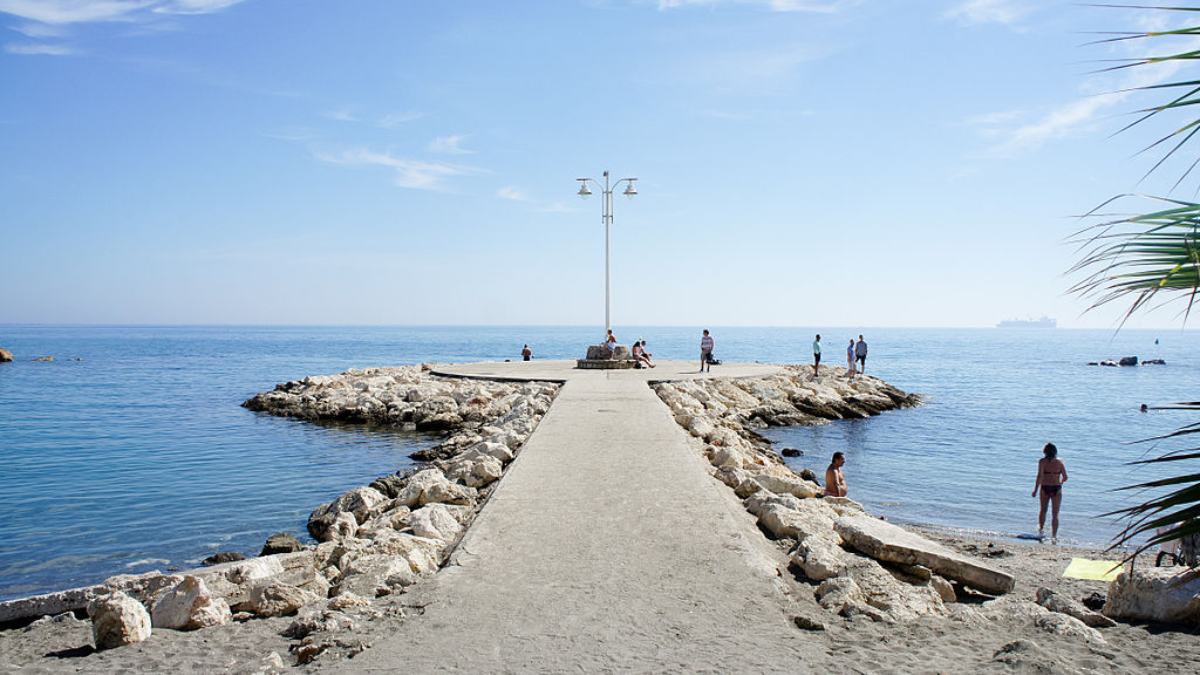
[88,591,151,650]
[245,583,318,618]
[1103,566,1200,625]
[407,504,465,543]
[151,576,231,630]
[396,469,478,507]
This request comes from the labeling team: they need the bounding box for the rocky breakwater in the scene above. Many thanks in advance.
[0,366,559,665]
[653,366,1016,625]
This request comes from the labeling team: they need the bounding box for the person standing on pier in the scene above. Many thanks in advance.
[812,334,822,377]
[824,452,848,497]
[699,329,714,373]
[855,335,868,375]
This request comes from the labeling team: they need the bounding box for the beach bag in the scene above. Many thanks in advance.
[706,353,721,365]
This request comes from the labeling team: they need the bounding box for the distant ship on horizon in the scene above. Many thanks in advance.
[996,316,1057,329]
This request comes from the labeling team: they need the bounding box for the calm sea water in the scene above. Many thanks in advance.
[0,325,1195,601]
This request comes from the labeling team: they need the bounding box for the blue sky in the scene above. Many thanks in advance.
[1,0,1197,328]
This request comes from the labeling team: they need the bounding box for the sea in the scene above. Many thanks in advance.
[0,325,1195,602]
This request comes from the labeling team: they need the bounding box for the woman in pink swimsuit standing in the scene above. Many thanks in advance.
[1032,442,1068,543]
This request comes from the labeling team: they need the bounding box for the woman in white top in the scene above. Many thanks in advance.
[846,339,857,377]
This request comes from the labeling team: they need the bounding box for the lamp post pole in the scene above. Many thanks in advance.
[577,170,637,335]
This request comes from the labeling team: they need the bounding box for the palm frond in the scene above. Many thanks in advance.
[1072,7,1200,564]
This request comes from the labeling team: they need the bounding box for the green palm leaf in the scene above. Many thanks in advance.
[1070,6,1200,563]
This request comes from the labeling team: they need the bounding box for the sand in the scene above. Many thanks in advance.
[2,529,1197,673]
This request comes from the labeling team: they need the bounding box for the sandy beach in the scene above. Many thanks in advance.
[2,529,1197,673]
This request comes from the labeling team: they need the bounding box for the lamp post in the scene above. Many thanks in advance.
[576,170,638,335]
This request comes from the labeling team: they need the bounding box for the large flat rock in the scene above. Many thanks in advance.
[834,515,1014,595]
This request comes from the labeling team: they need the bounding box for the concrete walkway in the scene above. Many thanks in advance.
[345,363,823,672]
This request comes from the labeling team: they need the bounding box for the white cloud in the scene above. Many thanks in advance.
[981,12,1196,157]
[313,148,479,191]
[428,134,473,155]
[378,111,423,128]
[5,42,77,55]
[0,0,245,55]
[495,187,577,213]
[944,0,1032,27]
[965,109,1024,128]
[323,107,358,123]
[657,0,858,12]
[9,22,68,37]
[155,0,243,15]
[496,186,528,201]
[0,0,245,24]
[676,43,831,92]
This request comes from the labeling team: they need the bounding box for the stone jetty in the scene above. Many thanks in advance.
[1,366,559,631]
[0,361,1061,670]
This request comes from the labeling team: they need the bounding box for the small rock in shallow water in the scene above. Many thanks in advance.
[261,532,304,556]
[781,447,802,457]
[203,551,246,566]
[0,348,12,362]
[32,355,54,362]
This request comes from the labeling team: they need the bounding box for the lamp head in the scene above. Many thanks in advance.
[577,180,592,199]
[623,180,638,198]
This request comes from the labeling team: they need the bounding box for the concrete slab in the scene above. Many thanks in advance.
[835,515,1016,595]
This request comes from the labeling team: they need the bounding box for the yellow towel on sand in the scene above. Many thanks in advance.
[1062,558,1123,582]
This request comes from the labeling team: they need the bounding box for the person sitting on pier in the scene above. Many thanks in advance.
[632,340,655,368]
[605,330,618,357]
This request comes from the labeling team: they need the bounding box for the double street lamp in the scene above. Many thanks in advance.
[576,170,638,335]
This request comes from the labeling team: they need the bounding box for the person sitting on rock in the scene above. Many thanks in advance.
[632,341,655,368]
[605,330,618,357]
[824,452,848,497]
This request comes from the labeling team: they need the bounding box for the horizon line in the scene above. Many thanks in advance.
[0,322,1194,332]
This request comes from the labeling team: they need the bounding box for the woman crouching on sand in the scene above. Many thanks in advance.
[1032,442,1068,543]
[824,452,848,497]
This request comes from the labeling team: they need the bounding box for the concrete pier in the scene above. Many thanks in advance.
[344,361,823,671]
